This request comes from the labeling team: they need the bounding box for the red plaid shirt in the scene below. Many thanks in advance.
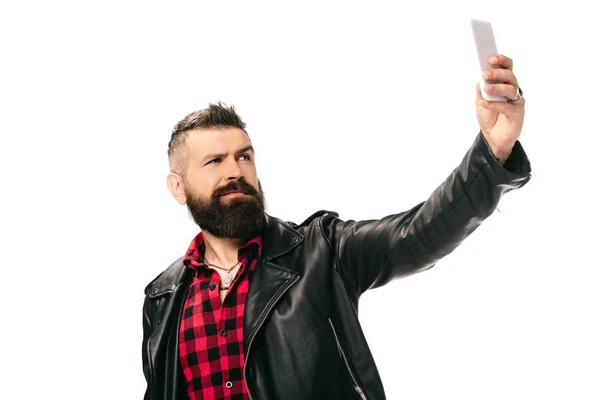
[179,231,262,400]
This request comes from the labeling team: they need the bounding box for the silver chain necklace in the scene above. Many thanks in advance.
[204,260,241,284]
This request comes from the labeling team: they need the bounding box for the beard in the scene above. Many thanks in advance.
[184,177,266,242]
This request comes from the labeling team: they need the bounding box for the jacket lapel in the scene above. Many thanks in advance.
[243,213,304,347]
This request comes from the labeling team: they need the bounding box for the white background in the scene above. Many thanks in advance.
[1,1,599,399]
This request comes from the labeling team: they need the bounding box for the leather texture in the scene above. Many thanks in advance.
[142,132,532,400]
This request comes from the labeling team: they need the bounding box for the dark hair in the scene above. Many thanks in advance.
[167,102,248,176]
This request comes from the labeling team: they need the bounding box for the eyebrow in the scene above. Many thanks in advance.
[201,145,255,164]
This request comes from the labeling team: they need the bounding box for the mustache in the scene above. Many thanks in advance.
[214,179,259,197]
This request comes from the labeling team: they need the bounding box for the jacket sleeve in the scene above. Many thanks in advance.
[334,131,532,295]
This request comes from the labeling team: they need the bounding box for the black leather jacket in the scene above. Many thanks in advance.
[142,132,531,400]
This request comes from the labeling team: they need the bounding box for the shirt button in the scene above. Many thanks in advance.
[225,381,233,389]
[209,284,216,290]
[220,329,227,337]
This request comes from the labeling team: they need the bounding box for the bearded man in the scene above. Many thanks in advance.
[141,53,531,400]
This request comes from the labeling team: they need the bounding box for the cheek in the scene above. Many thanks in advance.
[185,174,214,198]
[250,176,261,192]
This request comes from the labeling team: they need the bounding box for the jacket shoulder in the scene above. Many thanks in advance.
[289,210,340,229]
[144,256,186,296]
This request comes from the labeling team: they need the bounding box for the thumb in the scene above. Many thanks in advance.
[475,82,485,105]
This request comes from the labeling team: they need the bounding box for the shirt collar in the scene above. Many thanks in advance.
[183,230,263,271]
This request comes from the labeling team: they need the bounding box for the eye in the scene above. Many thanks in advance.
[206,158,221,165]
[239,154,251,161]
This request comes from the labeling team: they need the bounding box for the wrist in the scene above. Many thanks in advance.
[479,131,517,166]
[489,144,515,165]
[492,150,511,165]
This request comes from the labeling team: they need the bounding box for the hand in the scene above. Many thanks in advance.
[476,54,525,163]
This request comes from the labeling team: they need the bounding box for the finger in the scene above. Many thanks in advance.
[480,97,525,116]
[475,82,499,106]
[489,54,513,71]
[475,82,485,104]
[482,68,518,87]
[483,83,520,100]
[476,81,504,105]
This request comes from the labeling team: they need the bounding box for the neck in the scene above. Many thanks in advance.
[202,230,244,267]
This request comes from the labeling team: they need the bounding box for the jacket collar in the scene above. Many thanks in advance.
[261,212,304,261]
[146,212,304,297]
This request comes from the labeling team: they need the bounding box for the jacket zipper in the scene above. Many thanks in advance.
[328,318,367,400]
[146,331,155,398]
[244,273,300,400]
[146,292,172,400]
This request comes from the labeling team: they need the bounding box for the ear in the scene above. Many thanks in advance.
[166,173,188,205]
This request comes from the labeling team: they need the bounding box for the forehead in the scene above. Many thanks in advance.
[186,127,251,159]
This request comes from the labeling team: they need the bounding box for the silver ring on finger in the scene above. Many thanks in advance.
[508,86,523,103]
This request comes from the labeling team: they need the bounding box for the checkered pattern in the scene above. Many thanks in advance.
[179,231,262,400]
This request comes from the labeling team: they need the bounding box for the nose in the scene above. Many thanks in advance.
[225,158,243,181]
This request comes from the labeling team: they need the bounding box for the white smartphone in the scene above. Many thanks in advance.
[471,18,507,102]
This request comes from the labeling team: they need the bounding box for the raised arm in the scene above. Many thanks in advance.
[333,131,531,294]
[333,54,530,294]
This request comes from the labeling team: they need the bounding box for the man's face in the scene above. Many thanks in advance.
[182,127,266,241]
